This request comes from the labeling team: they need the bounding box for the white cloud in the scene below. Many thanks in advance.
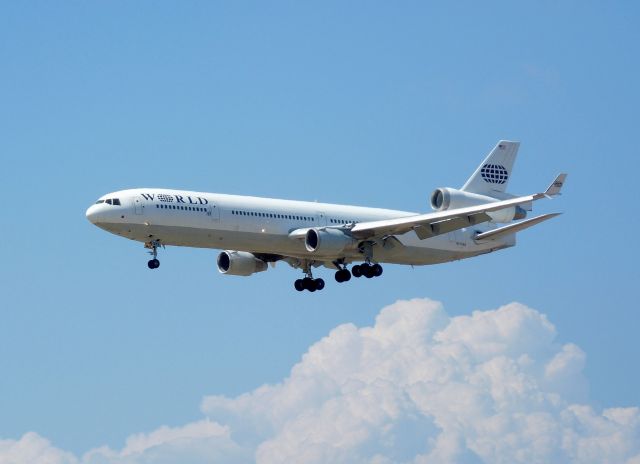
[0,432,78,464]
[2,298,639,463]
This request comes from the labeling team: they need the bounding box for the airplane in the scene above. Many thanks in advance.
[85,140,566,292]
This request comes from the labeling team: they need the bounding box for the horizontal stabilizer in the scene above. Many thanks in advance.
[474,213,561,243]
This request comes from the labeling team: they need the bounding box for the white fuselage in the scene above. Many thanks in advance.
[86,188,514,266]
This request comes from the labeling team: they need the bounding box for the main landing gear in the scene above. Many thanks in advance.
[294,277,325,292]
[294,261,325,292]
[144,240,162,269]
[333,261,383,284]
[352,262,383,279]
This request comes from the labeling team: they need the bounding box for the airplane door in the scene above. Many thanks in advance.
[208,203,220,221]
[133,197,144,215]
[316,212,327,226]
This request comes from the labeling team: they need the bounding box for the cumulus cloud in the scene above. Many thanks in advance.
[2,299,639,464]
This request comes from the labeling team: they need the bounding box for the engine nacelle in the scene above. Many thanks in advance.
[305,228,356,254]
[430,187,527,223]
[430,187,497,211]
[217,251,268,276]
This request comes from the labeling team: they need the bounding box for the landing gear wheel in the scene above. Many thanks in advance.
[334,269,351,283]
[315,278,325,291]
[147,259,160,269]
[294,279,304,291]
[302,277,314,291]
[363,264,375,278]
[359,263,372,278]
[372,263,383,277]
[352,265,362,278]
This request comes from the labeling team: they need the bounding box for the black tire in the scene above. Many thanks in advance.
[343,269,352,281]
[315,278,325,291]
[352,265,362,278]
[335,271,344,283]
[148,259,159,269]
[302,277,313,291]
[294,279,304,291]
[364,265,374,278]
[372,263,383,277]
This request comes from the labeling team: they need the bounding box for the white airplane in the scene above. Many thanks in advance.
[86,141,566,292]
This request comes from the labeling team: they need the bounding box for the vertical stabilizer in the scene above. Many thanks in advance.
[461,140,519,196]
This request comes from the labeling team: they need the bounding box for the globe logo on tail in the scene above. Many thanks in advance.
[480,164,508,184]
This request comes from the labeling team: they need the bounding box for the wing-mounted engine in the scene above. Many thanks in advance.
[217,250,268,276]
[305,228,356,254]
[430,187,526,223]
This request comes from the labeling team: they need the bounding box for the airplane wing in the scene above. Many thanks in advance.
[348,174,567,241]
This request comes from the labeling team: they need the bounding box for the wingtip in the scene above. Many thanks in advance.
[544,173,568,197]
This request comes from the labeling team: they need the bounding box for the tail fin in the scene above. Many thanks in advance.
[461,140,519,196]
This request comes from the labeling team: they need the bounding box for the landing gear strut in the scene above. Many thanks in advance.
[294,262,325,292]
[144,240,162,269]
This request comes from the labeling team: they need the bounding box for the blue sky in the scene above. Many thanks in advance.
[1,1,639,459]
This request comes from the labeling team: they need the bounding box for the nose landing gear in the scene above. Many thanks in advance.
[144,240,163,269]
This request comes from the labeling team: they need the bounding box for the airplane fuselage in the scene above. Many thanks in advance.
[86,188,512,267]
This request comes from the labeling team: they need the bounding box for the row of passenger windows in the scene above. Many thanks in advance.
[230,210,361,225]
[231,210,315,222]
[330,218,357,224]
[95,198,121,206]
[156,204,207,212]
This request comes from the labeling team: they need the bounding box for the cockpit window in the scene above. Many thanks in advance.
[95,200,105,204]
[113,198,121,206]
[105,199,113,205]
[102,198,121,206]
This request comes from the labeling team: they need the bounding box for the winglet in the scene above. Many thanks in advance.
[544,173,567,197]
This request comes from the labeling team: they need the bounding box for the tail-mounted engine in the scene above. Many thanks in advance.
[430,187,527,223]
[217,251,268,276]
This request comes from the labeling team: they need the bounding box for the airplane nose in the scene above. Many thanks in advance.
[85,205,101,224]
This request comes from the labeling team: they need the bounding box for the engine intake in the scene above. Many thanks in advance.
[217,251,268,276]
[305,228,356,254]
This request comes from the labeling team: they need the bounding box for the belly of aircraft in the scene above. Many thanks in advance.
[96,222,493,266]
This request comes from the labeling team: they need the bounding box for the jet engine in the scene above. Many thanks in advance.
[217,251,268,276]
[305,228,356,254]
[430,187,526,223]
